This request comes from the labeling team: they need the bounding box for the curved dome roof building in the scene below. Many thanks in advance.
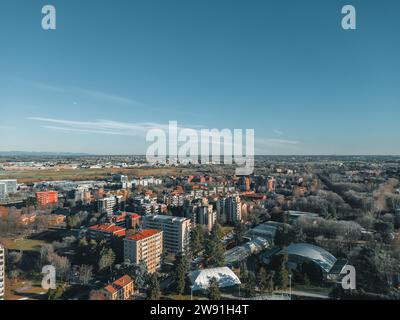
[188,267,241,291]
[282,243,337,274]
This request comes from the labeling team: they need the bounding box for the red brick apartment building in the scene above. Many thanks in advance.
[36,191,58,207]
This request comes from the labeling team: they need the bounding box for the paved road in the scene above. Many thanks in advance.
[221,293,290,300]
[17,291,47,300]
[280,289,329,299]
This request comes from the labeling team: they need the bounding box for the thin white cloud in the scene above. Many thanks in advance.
[41,125,130,136]
[254,137,302,154]
[273,129,284,136]
[256,138,300,146]
[33,82,140,106]
[28,117,302,153]
[28,117,167,136]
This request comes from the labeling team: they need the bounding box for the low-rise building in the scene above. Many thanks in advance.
[103,274,135,300]
[188,267,241,293]
[87,224,126,242]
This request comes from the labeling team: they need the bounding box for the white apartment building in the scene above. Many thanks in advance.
[0,179,17,194]
[0,183,6,200]
[98,195,123,215]
[143,215,191,254]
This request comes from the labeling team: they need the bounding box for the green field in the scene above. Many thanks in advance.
[0,167,181,183]
[0,237,46,251]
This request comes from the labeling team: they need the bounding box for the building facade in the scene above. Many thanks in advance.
[103,274,135,300]
[98,195,124,215]
[196,205,216,232]
[0,179,17,194]
[216,195,242,224]
[124,229,163,273]
[143,215,191,254]
[36,191,58,207]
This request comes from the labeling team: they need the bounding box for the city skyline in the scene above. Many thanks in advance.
[1,0,400,155]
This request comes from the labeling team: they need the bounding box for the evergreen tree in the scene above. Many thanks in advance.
[204,225,225,267]
[265,270,275,294]
[147,273,161,300]
[190,224,205,257]
[208,277,221,300]
[271,253,289,290]
[212,223,224,240]
[245,271,256,297]
[240,261,249,283]
[174,252,190,294]
[134,260,149,290]
[234,222,246,245]
[258,267,269,293]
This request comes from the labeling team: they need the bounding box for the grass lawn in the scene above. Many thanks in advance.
[4,278,47,300]
[0,237,45,252]
[293,284,332,295]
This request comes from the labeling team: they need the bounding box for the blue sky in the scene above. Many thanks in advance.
[1,0,399,155]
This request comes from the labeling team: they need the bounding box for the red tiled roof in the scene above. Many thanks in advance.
[103,274,133,294]
[121,212,141,219]
[104,284,117,294]
[89,224,126,235]
[125,229,161,241]
[114,275,133,287]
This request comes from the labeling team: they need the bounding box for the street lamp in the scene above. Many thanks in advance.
[190,285,194,300]
[289,273,292,300]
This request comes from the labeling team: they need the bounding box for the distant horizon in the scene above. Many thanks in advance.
[1,150,400,157]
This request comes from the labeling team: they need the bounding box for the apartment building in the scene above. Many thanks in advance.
[36,191,58,207]
[124,229,163,273]
[0,183,7,200]
[216,195,242,224]
[98,195,124,215]
[74,186,92,204]
[0,244,5,300]
[103,274,135,300]
[0,179,17,194]
[195,204,216,232]
[267,177,276,193]
[143,215,191,254]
